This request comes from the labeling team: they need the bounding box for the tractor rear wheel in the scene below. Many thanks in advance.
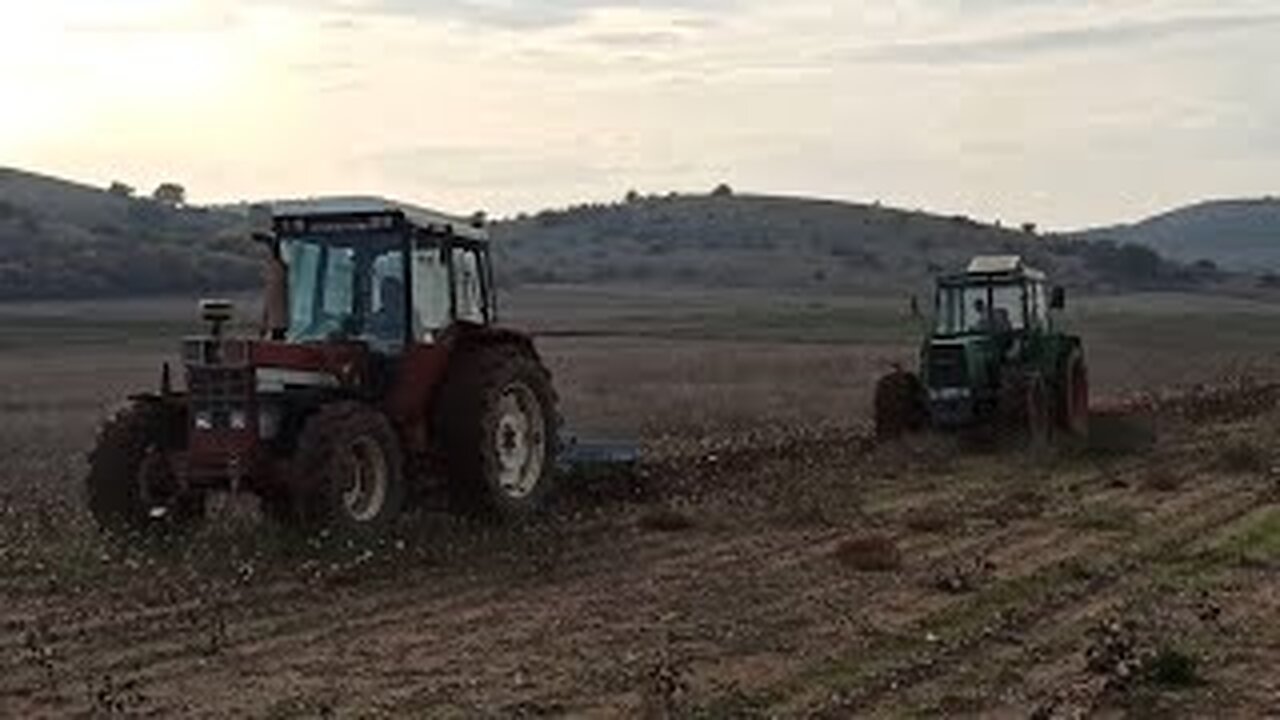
[438,343,562,519]
[998,372,1052,449]
[86,401,202,536]
[874,369,927,439]
[1060,347,1090,438]
[290,402,406,535]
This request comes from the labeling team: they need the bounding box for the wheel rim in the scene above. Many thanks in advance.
[494,382,547,500]
[339,436,389,522]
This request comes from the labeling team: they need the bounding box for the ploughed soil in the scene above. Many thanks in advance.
[2,384,1280,718]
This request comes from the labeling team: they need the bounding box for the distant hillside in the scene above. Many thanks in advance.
[1080,198,1280,272]
[0,168,1225,300]
[0,167,256,300]
[491,192,1220,295]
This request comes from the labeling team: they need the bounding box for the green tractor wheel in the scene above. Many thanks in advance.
[1060,347,1090,438]
[874,369,927,440]
[998,372,1053,449]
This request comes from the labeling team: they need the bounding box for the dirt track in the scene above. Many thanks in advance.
[2,386,1279,718]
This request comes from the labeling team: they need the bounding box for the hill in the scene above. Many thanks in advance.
[492,192,1218,295]
[0,167,256,300]
[1079,198,1280,272]
[0,167,1224,300]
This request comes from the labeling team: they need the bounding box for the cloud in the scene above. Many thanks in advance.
[580,29,683,47]
[299,0,740,29]
[845,11,1280,65]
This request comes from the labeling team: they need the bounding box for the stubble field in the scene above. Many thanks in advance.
[1,285,1279,717]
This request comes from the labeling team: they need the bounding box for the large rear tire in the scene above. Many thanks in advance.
[86,401,202,537]
[998,371,1052,449]
[438,343,562,519]
[1060,347,1090,438]
[874,369,927,439]
[289,402,406,536]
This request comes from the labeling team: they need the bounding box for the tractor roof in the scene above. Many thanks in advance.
[269,196,488,242]
[939,255,1046,286]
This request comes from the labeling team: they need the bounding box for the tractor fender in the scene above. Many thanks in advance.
[449,323,542,361]
[386,324,543,457]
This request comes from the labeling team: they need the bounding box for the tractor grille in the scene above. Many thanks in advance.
[927,345,968,388]
[187,366,253,426]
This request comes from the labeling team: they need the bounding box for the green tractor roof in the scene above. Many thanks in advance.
[939,255,1046,286]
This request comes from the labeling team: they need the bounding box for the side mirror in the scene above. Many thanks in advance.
[1050,286,1066,310]
[248,203,274,243]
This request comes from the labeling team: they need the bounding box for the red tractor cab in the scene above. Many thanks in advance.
[87,197,561,536]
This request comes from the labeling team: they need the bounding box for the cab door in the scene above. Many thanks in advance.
[384,235,454,451]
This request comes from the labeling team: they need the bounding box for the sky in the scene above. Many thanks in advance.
[1,0,1276,229]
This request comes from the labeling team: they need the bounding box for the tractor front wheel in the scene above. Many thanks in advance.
[86,401,202,537]
[874,369,927,440]
[438,343,562,519]
[290,402,406,535]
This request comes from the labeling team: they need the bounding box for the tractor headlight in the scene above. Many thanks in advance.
[929,387,973,401]
[228,409,248,431]
[258,406,280,440]
[194,411,214,430]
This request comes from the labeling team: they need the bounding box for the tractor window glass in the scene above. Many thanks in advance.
[367,253,406,350]
[452,247,486,324]
[936,286,993,335]
[936,283,1025,335]
[412,246,449,341]
[988,284,1025,333]
[1029,283,1048,328]
[322,248,356,318]
[283,241,357,341]
[284,241,320,335]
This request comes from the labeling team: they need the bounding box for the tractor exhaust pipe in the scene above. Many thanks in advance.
[200,299,234,339]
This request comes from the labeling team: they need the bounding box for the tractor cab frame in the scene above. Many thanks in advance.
[933,256,1059,340]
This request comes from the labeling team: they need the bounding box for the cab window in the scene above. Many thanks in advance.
[452,247,486,324]
[412,244,450,341]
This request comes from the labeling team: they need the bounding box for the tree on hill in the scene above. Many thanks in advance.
[711,183,734,198]
[152,182,186,206]
[107,181,134,198]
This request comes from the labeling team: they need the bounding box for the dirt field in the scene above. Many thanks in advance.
[2,286,1280,717]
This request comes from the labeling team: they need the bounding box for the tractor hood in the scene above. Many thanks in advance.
[183,336,367,392]
[922,336,994,393]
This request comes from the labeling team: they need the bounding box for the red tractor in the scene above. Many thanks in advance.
[87,197,561,536]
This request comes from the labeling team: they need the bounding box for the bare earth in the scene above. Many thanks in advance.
[1,287,1279,717]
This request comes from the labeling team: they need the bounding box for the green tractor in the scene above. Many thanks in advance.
[874,255,1089,444]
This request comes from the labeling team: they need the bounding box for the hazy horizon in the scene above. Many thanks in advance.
[4,0,1277,231]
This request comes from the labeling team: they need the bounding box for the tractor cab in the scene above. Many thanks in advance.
[933,255,1059,341]
[265,196,493,352]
